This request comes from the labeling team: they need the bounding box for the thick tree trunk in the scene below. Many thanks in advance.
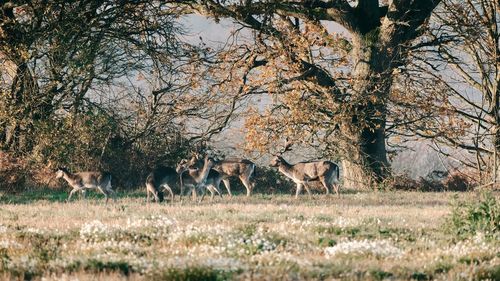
[341,33,391,189]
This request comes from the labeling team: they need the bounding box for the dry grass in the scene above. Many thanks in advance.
[0,191,498,280]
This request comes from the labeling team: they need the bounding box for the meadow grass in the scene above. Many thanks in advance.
[0,189,498,280]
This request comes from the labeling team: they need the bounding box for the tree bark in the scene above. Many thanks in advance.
[493,99,500,184]
[340,19,392,188]
[339,0,439,188]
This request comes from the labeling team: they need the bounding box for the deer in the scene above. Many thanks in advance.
[145,165,181,203]
[199,168,224,201]
[55,167,117,203]
[269,141,340,198]
[186,154,256,196]
[176,156,222,202]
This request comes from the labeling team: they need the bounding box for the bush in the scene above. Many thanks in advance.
[391,170,475,192]
[445,192,500,239]
[252,166,295,194]
[0,151,27,192]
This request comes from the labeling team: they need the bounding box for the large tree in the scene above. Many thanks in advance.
[178,0,441,188]
[393,0,500,185]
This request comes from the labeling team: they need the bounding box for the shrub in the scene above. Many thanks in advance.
[0,151,27,192]
[391,170,475,192]
[252,166,294,194]
[445,192,500,239]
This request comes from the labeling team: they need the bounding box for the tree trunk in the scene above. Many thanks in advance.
[4,61,41,153]
[493,100,500,185]
[341,32,391,189]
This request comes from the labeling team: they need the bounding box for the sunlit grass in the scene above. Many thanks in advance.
[0,190,498,280]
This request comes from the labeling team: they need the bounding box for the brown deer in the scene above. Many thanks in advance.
[145,165,180,203]
[199,169,224,201]
[176,156,219,201]
[269,142,340,198]
[187,155,256,196]
[55,167,116,203]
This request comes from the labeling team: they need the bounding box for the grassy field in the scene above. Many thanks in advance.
[0,190,498,280]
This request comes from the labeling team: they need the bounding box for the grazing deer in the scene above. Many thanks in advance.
[177,156,219,201]
[145,165,180,203]
[187,155,256,196]
[55,167,116,203]
[269,142,340,198]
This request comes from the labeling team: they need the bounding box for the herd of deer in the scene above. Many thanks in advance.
[55,144,341,204]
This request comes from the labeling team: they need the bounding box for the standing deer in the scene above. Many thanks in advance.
[199,169,224,201]
[187,155,256,196]
[55,167,116,203]
[177,156,220,201]
[145,165,180,203]
[269,142,340,198]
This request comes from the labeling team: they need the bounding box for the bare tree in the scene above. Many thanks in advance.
[392,0,500,186]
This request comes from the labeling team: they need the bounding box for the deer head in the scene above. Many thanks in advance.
[270,139,293,167]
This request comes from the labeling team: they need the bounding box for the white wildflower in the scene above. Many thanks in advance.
[324,239,403,258]
[80,220,108,241]
[0,239,22,249]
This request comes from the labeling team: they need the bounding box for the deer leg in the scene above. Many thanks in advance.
[198,185,207,203]
[212,185,222,199]
[67,188,81,202]
[80,190,87,200]
[97,186,109,204]
[320,178,330,195]
[208,186,215,201]
[240,176,253,196]
[295,183,303,198]
[333,184,340,197]
[107,186,117,203]
[222,179,232,197]
[192,185,198,201]
[303,182,312,198]
[327,175,340,197]
[146,183,154,203]
[150,188,160,203]
[152,189,159,203]
[163,185,174,202]
[215,184,223,198]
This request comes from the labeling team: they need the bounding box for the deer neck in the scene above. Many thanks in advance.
[194,161,212,183]
[62,171,77,184]
[278,160,296,179]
